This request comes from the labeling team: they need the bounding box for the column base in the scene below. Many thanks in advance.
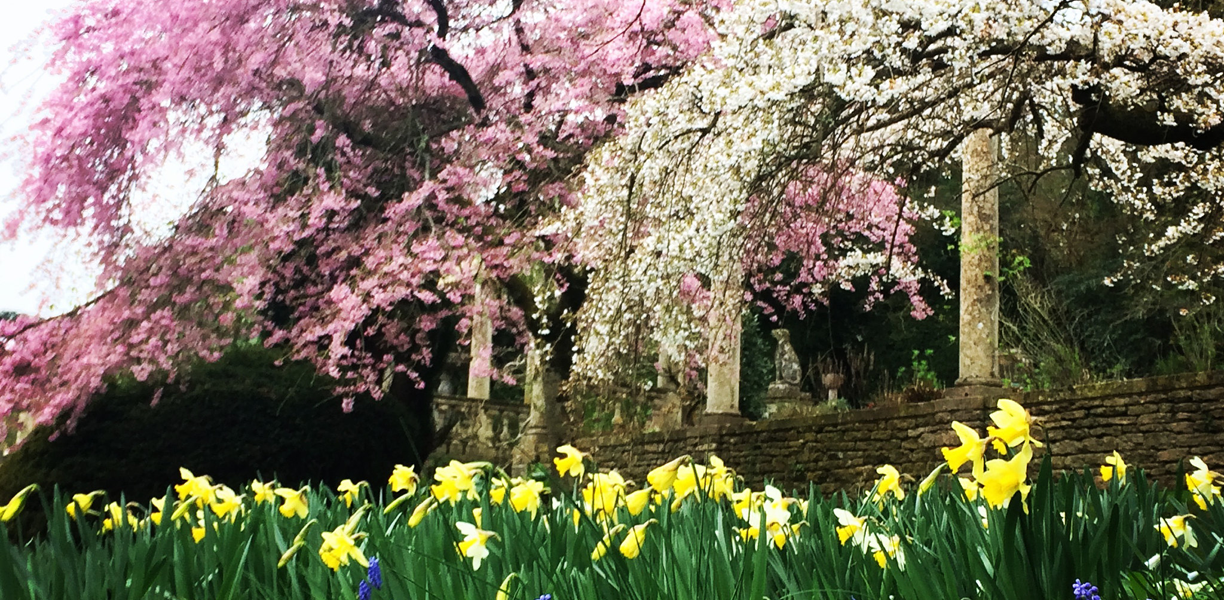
[944,379,1008,401]
[696,411,749,427]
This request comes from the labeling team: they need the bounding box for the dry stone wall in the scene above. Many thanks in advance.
[574,372,1224,495]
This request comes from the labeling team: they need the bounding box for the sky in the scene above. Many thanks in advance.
[0,1,265,316]
[0,0,78,316]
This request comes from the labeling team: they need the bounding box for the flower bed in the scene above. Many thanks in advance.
[0,400,1220,599]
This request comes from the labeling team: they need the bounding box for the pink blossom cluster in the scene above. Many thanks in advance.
[2,0,723,428]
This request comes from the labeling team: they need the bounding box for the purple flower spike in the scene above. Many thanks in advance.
[368,557,383,590]
[358,580,372,600]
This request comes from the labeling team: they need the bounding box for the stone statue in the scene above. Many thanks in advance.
[771,329,802,385]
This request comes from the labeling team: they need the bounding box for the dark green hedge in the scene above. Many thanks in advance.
[0,344,433,511]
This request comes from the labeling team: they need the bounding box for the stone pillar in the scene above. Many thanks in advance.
[515,345,560,473]
[952,129,1004,398]
[467,282,493,400]
[701,258,746,425]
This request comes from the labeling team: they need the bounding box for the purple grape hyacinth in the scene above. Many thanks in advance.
[1073,579,1101,600]
[368,557,383,589]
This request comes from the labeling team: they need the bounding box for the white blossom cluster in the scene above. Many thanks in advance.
[567,0,1224,382]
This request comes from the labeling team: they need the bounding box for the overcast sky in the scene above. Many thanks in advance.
[0,0,84,316]
[0,1,265,316]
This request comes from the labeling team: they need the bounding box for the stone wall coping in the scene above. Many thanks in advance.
[434,394,529,413]
[577,371,1224,448]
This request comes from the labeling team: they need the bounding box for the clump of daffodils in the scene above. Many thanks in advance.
[939,398,1041,510]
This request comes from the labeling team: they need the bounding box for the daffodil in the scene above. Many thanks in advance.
[1157,514,1197,548]
[868,534,904,569]
[703,455,736,501]
[338,479,364,508]
[209,485,243,520]
[646,455,690,492]
[959,477,980,502]
[554,444,588,478]
[148,496,166,526]
[618,520,656,559]
[1186,457,1221,510]
[455,521,497,570]
[986,399,1042,451]
[66,491,104,519]
[389,464,419,495]
[942,422,989,474]
[671,462,707,504]
[175,468,216,505]
[407,497,437,527]
[251,480,277,504]
[870,465,905,504]
[582,471,626,515]
[101,502,138,531]
[275,486,310,519]
[833,508,867,545]
[431,461,477,503]
[918,464,944,495]
[509,479,544,517]
[624,489,651,516]
[590,524,626,561]
[489,478,509,504]
[0,484,38,523]
[1100,451,1127,483]
[976,442,1033,509]
[319,525,369,570]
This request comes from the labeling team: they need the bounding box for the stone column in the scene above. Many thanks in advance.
[467,282,493,400]
[701,257,746,425]
[515,344,560,473]
[953,129,1004,397]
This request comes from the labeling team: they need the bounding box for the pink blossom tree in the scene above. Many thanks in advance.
[1,0,724,429]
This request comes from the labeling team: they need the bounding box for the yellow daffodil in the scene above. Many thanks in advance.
[646,455,690,492]
[704,455,736,501]
[918,464,945,495]
[1157,514,1197,548]
[959,477,980,501]
[554,444,588,478]
[148,496,166,526]
[66,491,104,519]
[590,523,627,561]
[618,519,656,559]
[101,501,138,531]
[275,486,310,519]
[251,480,277,505]
[338,479,364,508]
[869,534,904,569]
[509,479,544,517]
[209,485,243,520]
[870,465,905,504]
[942,422,989,474]
[496,573,518,600]
[319,525,369,570]
[624,489,652,516]
[407,497,437,526]
[431,461,477,503]
[455,521,497,570]
[1100,451,1127,483]
[192,525,207,543]
[389,464,419,495]
[976,442,1033,509]
[582,471,626,515]
[671,463,707,504]
[1186,457,1221,510]
[0,484,38,523]
[833,508,867,545]
[986,399,1042,451]
[489,478,509,505]
[175,468,216,505]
